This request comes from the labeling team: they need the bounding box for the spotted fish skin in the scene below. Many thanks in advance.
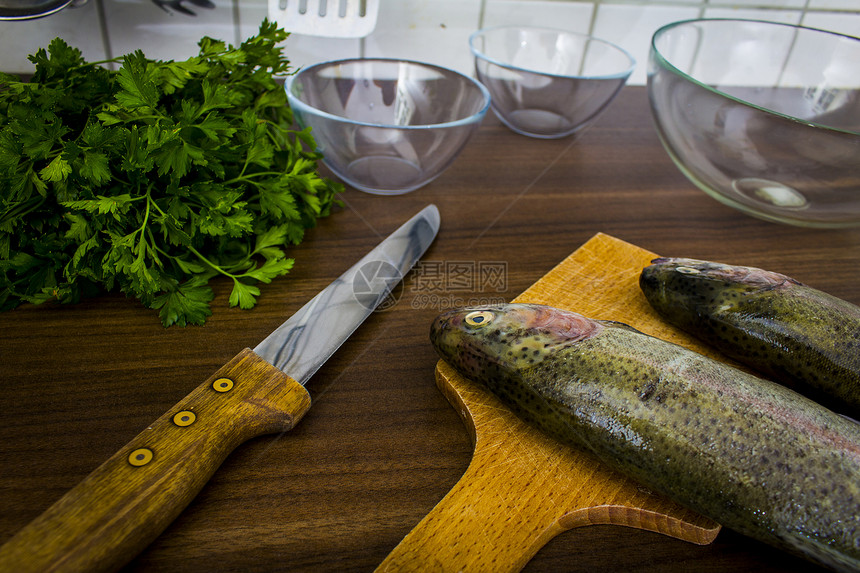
[430,303,860,572]
[639,257,860,415]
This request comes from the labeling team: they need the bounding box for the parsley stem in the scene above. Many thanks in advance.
[132,189,153,253]
[145,227,165,269]
[70,58,123,69]
[223,171,283,185]
[1,196,46,227]
[146,194,168,218]
[186,245,236,280]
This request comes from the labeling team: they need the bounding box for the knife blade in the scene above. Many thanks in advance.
[0,205,441,573]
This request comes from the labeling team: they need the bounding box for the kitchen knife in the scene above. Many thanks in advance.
[0,204,441,573]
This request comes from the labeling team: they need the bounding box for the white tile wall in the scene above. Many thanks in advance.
[364,0,481,73]
[103,0,236,62]
[803,11,860,39]
[702,7,802,25]
[239,0,360,72]
[708,0,806,7]
[0,0,106,67]
[482,1,595,35]
[592,3,700,84]
[809,0,860,8]
[1,0,859,84]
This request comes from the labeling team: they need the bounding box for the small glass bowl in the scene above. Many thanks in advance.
[285,58,491,195]
[469,25,635,139]
[649,19,860,228]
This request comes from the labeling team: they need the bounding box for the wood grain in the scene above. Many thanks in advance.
[377,234,720,573]
[0,87,854,572]
[0,349,310,573]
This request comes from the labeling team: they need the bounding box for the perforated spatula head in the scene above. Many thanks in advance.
[269,0,379,38]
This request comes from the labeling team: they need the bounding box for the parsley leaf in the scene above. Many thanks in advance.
[0,20,342,326]
[152,276,215,327]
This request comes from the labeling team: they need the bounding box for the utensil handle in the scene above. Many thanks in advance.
[0,348,310,573]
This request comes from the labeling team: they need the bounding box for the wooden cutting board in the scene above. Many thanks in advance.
[376,233,724,572]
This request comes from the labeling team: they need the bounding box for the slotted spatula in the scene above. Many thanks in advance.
[269,0,380,38]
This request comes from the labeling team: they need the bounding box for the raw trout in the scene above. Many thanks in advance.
[639,257,860,415]
[430,303,860,572]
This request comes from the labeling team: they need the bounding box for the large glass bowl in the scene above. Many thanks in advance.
[285,58,491,195]
[470,25,635,139]
[649,19,860,228]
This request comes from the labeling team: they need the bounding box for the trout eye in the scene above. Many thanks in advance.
[464,310,494,328]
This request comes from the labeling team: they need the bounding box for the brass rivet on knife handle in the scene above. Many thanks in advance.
[173,410,196,426]
[213,377,234,392]
[0,348,311,573]
[127,448,154,467]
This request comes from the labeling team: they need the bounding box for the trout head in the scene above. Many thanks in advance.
[639,257,800,321]
[429,303,602,383]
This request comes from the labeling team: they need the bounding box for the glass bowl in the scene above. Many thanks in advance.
[285,58,491,195]
[469,25,635,139]
[649,19,860,228]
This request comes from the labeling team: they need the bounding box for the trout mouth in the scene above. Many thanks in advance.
[429,308,506,382]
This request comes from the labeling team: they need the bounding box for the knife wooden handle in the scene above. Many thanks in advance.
[0,348,311,573]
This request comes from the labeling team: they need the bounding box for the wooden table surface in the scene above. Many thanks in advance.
[1,86,857,572]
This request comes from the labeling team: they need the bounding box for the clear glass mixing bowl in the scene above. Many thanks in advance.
[470,25,635,139]
[286,58,491,195]
[649,19,860,228]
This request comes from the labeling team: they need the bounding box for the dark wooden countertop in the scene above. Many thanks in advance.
[1,86,856,572]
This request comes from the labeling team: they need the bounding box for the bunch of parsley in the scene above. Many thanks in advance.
[0,21,342,326]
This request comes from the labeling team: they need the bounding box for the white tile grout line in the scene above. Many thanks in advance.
[586,1,598,36]
[232,0,242,47]
[94,0,115,68]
